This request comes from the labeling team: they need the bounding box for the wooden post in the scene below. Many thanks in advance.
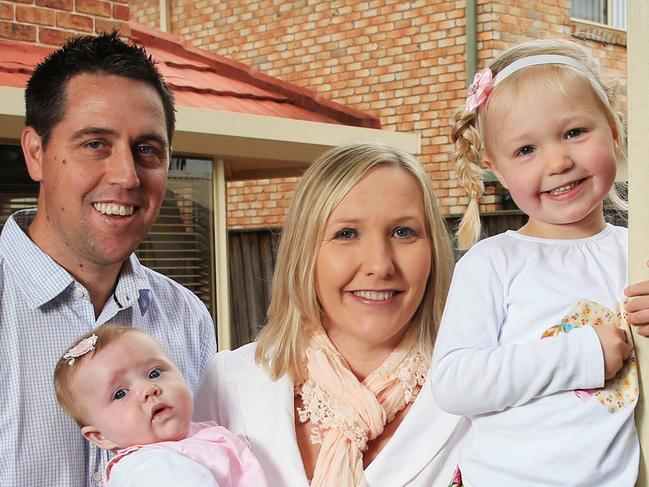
[627,1,649,484]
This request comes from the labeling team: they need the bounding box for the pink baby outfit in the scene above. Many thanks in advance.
[105,421,268,487]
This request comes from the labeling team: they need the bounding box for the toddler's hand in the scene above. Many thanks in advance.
[593,325,631,380]
[625,280,649,336]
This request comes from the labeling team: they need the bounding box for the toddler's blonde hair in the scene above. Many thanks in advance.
[452,39,626,249]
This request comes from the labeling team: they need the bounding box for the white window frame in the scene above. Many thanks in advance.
[571,0,627,29]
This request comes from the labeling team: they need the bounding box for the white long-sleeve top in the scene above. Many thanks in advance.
[431,225,638,486]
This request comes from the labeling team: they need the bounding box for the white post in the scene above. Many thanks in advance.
[627,1,649,484]
[159,0,171,33]
[212,158,231,351]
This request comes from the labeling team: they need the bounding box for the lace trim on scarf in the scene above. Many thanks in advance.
[296,344,428,451]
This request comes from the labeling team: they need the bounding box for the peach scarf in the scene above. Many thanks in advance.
[295,326,428,487]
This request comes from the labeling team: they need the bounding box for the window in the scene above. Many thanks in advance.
[137,157,216,313]
[0,145,216,320]
[572,0,627,29]
[0,145,38,227]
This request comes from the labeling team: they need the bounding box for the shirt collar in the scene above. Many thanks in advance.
[1,209,152,313]
[112,255,153,316]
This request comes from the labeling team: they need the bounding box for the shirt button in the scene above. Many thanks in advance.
[73,287,84,299]
[92,471,102,482]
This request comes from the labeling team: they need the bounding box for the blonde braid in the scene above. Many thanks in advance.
[452,109,485,249]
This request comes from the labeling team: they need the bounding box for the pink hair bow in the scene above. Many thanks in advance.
[63,334,98,366]
[465,68,494,112]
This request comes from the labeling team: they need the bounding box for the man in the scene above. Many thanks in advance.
[0,32,216,486]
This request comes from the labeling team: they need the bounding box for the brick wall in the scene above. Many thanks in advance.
[130,0,155,27]
[228,177,298,227]
[2,0,129,45]
[130,0,628,229]
[476,1,627,105]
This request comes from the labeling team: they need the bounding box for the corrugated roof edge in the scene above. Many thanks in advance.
[129,21,381,129]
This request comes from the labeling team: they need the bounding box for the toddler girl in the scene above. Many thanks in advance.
[431,38,648,485]
[54,324,268,487]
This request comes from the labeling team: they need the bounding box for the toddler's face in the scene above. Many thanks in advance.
[482,71,619,238]
[73,331,193,450]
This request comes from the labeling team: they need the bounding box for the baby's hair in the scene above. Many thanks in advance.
[452,38,627,249]
[54,325,142,426]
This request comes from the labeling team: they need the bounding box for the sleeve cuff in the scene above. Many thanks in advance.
[580,325,606,389]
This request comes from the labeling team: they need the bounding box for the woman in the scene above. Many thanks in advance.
[194,143,467,486]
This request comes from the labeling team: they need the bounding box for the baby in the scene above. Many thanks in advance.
[54,324,267,487]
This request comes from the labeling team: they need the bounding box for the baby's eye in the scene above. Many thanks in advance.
[113,389,127,400]
[565,128,584,139]
[149,368,161,379]
[333,228,357,240]
[393,226,415,239]
[516,145,535,157]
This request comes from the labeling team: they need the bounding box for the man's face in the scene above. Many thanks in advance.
[22,73,170,273]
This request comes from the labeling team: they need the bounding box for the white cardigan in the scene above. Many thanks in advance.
[194,343,467,487]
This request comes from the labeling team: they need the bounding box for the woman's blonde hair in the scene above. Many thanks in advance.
[255,142,454,382]
[452,38,627,249]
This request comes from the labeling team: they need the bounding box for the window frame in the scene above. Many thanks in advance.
[571,0,627,30]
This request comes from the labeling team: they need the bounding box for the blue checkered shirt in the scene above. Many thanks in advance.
[0,210,217,487]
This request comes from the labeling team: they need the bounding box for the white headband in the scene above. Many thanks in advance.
[494,54,608,102]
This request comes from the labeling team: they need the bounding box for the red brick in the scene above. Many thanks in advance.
[0,2,14,20]
[75,0,111,18]
[38,26,74,45]
[112,2,128,21]
[35,0,72,11]
[16,5,56,26]
[56,11,93,31]
[0,20,35,40]
[94,18,128,35]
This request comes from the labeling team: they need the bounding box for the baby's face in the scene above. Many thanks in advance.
[73,331,193,450]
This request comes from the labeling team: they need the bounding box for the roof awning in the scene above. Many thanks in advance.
[0,22,418,179]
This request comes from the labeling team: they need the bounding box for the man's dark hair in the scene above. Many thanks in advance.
[25,31,175,148]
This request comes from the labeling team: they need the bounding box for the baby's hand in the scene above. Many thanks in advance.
[625,280,649,336]
[593,325,632,380]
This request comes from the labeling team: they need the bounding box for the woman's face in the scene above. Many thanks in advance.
[314,165,432,354]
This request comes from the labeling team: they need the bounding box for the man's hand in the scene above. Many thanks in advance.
[625,280,649,336]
